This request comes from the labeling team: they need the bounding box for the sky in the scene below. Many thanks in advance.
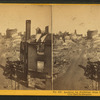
[0,4,100,36]
[52,5,100,36]
[0,5,51,35]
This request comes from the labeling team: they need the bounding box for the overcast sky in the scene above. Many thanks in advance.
[52,5,100,35]
[0,5,51,35]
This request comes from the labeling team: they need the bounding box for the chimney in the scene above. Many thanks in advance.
[45,26,49,34]
[36,27,41,34]
[25,20,31,40]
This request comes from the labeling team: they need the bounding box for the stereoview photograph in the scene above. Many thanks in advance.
[0,4,100,92]
[0,5,52,90]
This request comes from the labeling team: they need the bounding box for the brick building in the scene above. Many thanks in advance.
[6,28,17,38]
[20,20,52,90]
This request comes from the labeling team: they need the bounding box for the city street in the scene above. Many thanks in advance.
[53,42,97,90]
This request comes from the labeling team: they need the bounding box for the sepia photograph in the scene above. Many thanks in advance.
[1,3,100,96]
[0,5,52,90]
[53,5,100,90]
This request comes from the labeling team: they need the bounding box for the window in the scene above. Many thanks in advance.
[37,43,44,55]
[37,61,44,72]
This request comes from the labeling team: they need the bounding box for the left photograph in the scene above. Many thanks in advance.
[0,5,52,90]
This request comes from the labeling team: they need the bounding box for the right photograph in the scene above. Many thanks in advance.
[53,5,100,90]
